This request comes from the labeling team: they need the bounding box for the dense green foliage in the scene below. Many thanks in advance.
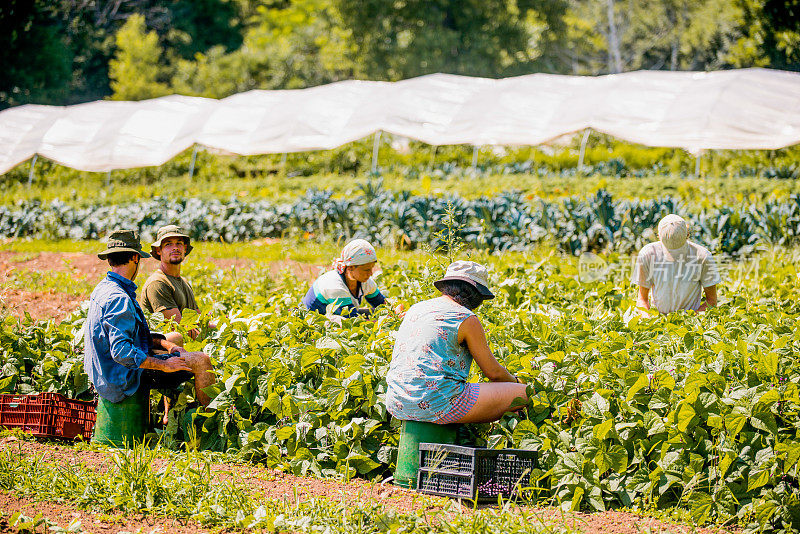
[4,135,799,206]
[2,189,800,256]
[0,0,244,107]
[3,0,799,108]
[0,312,88,398]
[334,0,569,79]
[2,242,800,530]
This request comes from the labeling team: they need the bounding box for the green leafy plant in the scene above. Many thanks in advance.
[3,241,800,531]
[2,190,799,256]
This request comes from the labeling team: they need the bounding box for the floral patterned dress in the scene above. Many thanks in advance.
[385,297,474,422]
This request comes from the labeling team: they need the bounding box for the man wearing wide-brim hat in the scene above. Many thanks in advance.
[84,229,214,407]
[631,214,721,317]
[140,225,201,339]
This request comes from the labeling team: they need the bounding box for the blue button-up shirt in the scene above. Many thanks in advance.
[84,272,153,402]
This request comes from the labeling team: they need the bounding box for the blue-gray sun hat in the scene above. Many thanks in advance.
[434,260,494,299]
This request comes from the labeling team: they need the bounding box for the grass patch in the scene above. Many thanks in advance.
[4,171,797,208]
[0,443,579,533]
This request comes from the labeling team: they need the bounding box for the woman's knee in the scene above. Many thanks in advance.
[508,383,529,407]
[506,382,529,401]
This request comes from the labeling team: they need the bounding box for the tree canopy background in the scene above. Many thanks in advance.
[1,0,798,109]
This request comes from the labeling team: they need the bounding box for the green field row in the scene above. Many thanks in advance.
[2,242,799,530]
[2,137,798,206]
[3,189,799,256]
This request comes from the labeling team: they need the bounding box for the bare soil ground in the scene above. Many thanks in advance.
[0,493,209,534]
[0,440,734,534]
[0,251,320,322]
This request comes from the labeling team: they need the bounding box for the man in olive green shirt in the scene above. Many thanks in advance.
[141,225,206,424]
[141,225,201,340]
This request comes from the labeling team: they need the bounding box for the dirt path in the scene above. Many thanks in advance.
[0,251,321,322]
[0,440,735,534]
[0,492,209,534]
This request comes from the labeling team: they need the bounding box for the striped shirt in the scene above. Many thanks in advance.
[302,270,385,316]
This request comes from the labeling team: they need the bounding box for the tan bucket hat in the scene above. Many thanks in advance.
[97,230,151,259]
[150,225,193,260]
[434,260,494,299]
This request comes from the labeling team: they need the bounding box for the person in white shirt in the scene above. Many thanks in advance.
[631,214,721,316]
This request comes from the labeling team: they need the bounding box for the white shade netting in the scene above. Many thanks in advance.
[1,68,799,174]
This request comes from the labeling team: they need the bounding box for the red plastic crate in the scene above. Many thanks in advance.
[0,393,97,440]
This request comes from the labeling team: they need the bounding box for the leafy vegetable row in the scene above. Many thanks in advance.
[3,189,800,255]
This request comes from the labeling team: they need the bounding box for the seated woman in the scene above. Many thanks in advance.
[386,260,527,424]
[302,239,386,316]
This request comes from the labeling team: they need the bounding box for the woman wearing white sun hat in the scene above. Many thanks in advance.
[386,260,528,424]
[632,214,721,316]
[302,239,387,316]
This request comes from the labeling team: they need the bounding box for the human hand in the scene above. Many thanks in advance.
[160,356,192,373]
[170,346,188,354]
[394,303,406,317]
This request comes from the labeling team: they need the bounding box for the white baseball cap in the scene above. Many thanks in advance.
[658,214,689,260]
[434,260,494,299]
[658,214,689,249]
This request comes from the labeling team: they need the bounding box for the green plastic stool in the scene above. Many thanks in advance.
[394,420,458,489]
[92,388,150,447]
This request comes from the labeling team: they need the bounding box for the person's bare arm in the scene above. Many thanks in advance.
[697,285,718,312]
[636,286,651,317]
[139,355,191,372]
[458,316,517,383]
[162,308,182,323]
[151,336,184,354]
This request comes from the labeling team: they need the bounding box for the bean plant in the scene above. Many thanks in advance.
[1,248,799,532]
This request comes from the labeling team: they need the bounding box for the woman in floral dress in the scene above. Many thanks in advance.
[386,260,527,424]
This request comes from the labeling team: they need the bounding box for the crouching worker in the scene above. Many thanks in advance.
[632,214,721,317]
[84,230,214,414]
[302,239,387,316]
[141,224,212,422]
[386,261,527,424]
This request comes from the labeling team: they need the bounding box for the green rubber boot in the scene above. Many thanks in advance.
[394,420,458,489]
[92,388,150,447]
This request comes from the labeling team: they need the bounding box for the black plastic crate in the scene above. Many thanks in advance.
[417,443,538,502]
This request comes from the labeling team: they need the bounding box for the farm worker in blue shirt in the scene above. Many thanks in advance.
[83,229,214,406]
[302,239,387,316]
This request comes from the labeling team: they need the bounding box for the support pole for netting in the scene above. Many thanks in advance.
[695,153,701,178]
[106,170,111,187]
[578,130,591,169]
[371,131,381,174]
[188,145,198,181]
[429,146,438,169]
[279,153,288,176]
[471,146,479,172]
[27,155,38,188]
